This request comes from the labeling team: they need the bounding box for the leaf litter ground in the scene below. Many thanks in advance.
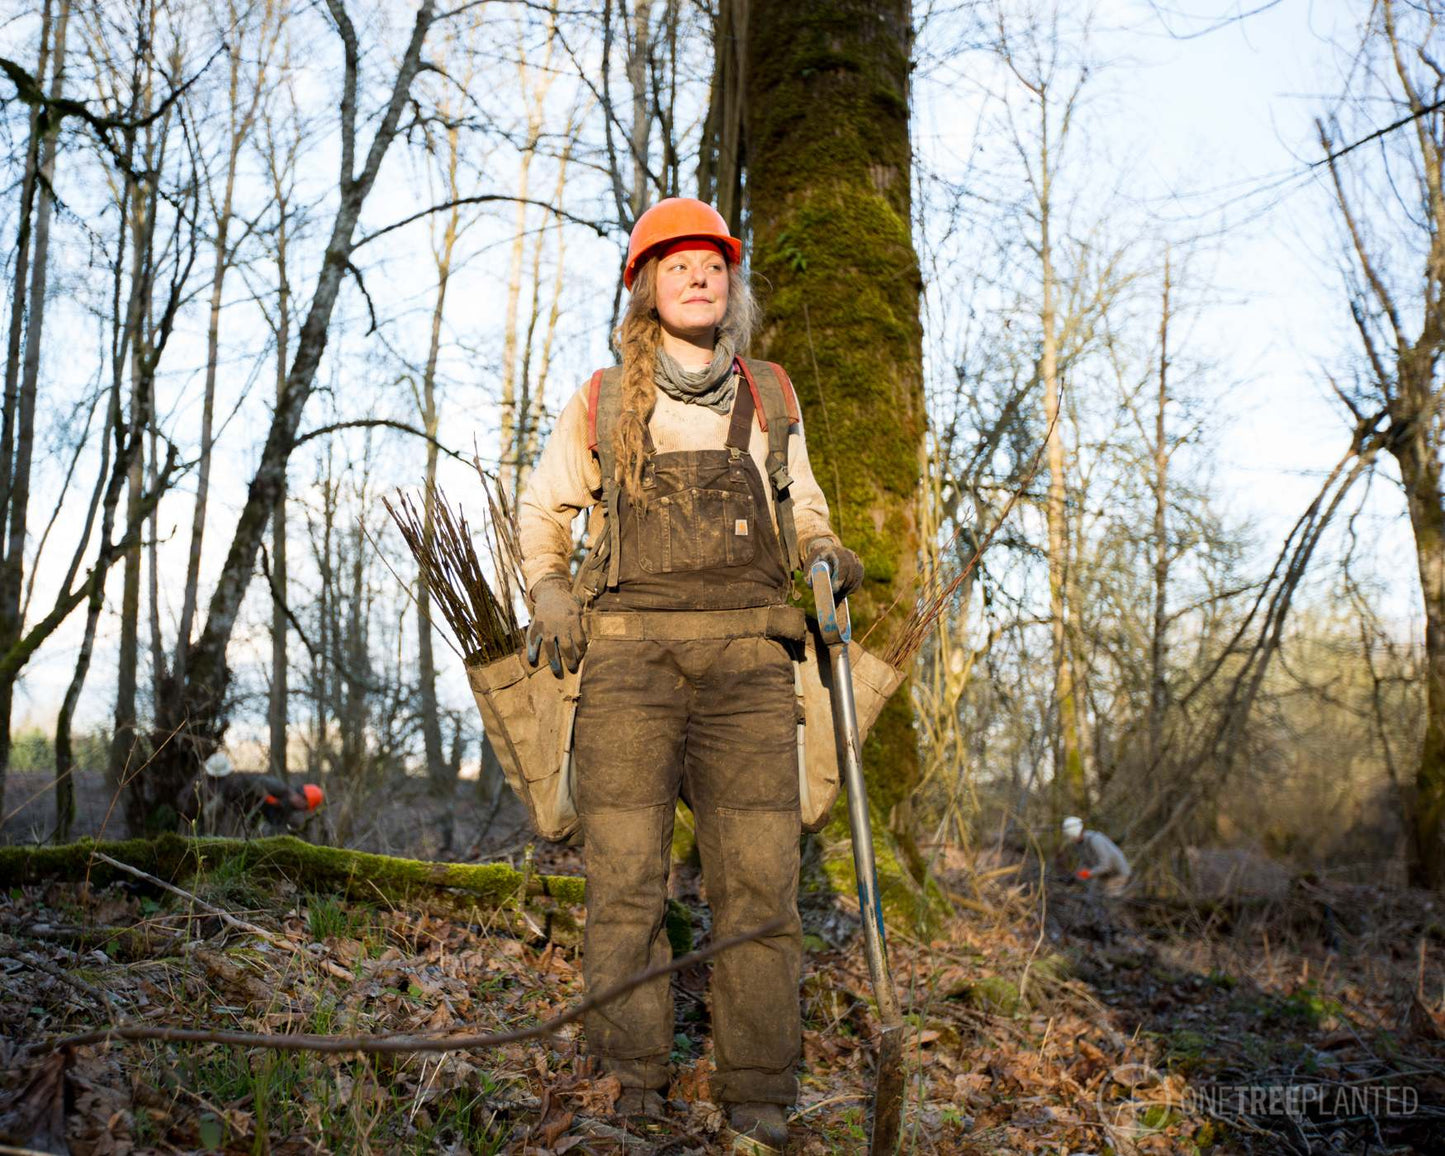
[2,843,1443,1154]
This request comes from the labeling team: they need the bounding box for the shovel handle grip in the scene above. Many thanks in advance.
[809,559,851,645]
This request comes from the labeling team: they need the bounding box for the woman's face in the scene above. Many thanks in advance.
[653,244,729,343]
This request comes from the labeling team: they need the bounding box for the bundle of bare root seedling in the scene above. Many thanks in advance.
[382,471,525,665]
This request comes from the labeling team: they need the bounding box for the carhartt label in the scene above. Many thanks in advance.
[735,519,749,536]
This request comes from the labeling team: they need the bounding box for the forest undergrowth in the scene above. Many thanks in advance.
[1,842,1443,1154]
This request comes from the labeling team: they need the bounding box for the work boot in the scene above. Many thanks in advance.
[614,1087,666,1118]
[726,1101,789,1151]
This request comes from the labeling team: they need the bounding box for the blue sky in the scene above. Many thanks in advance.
[915,0,1419,619]
[7,0,1427,747]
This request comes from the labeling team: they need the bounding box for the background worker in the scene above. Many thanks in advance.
[178,752,325,837]
[1062,815,1131,946]
[1062,815,1132,894]
[516,197,862,1150]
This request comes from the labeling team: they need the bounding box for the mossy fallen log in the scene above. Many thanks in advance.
[0,833,587,905]
[0,835,705,954]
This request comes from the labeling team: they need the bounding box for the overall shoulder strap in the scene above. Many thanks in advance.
[586,368,625,458]
[736,358,802,571]
[583,366,626,591]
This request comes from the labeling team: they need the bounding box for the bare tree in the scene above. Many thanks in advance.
[252,36,303,782]
[50,4,197,836]
[415,15,480,820]
[513,118,582,499]
[1147,251,1172,768]
[696,0,746,233]
[175,0,282,701]
[145,0,442,824]
[626,0,651,216]
[993,0,1093,817]
[1319,0,1445,887]
[746,0,926,890]
[0,0,58,818]
[109,1,176,798]
[498,10,559,502]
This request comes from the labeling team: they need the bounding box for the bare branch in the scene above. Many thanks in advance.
[324,0,360,191]
[355,194,609,249]
[1320,117,1405,348]
[292,418,470,463]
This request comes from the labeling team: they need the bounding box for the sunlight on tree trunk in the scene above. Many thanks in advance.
[746,0,931,921]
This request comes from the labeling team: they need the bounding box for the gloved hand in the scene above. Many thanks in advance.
[526,576,587,675]
[804,537,864,598]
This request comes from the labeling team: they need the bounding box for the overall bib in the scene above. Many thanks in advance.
[575,384,804,1105]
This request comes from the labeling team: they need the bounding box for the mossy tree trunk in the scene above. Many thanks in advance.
[744,1,930,911]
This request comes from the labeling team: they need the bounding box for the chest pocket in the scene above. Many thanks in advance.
[636,484,758,573]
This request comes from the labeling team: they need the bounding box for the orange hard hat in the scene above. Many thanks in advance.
[302,783,324,811]
[624,198,741,290]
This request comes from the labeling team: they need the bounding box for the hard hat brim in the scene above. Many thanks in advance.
[624,198,742,290]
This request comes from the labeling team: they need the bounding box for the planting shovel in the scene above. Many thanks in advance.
[810,560,906,1155]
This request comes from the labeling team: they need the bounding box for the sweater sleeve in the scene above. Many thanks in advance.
[517,385,603,595]
[787,417,840,551]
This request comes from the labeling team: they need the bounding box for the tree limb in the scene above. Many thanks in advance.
[0,443,180,683]
[356,194,609,249]
[292,418,470,462]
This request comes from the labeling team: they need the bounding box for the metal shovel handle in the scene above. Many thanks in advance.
[810,562,901,1016]
[811,559,851,646]
[810,560,905,1153]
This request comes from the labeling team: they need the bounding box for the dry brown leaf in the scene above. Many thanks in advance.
[0,1051,70,1155]
[539,1107,575,1147]
[192,948,273,1007]
[425,1001,454,1029]
[555,1073,622,1115]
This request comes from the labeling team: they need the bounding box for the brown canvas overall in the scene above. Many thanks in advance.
[576,383,804,1105]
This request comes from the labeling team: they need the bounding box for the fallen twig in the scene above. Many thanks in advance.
[91,851,354,981]
[30,919,783,1056]
[90,843,352,982]
[93,852,275,942]
[17,952,119,1010]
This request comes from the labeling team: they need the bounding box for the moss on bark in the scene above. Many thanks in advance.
[747,2,940,929]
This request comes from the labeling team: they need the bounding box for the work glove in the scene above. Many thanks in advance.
[526,575,587,676]
[804,537,865,599]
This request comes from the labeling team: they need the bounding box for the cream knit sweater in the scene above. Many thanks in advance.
[517,378,838,595]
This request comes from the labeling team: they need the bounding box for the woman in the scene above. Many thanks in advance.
[517,198,862,1149]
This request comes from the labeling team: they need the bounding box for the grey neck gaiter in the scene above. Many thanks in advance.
[654,334,738,415]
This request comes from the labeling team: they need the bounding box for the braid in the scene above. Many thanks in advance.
[614,261,660,506]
